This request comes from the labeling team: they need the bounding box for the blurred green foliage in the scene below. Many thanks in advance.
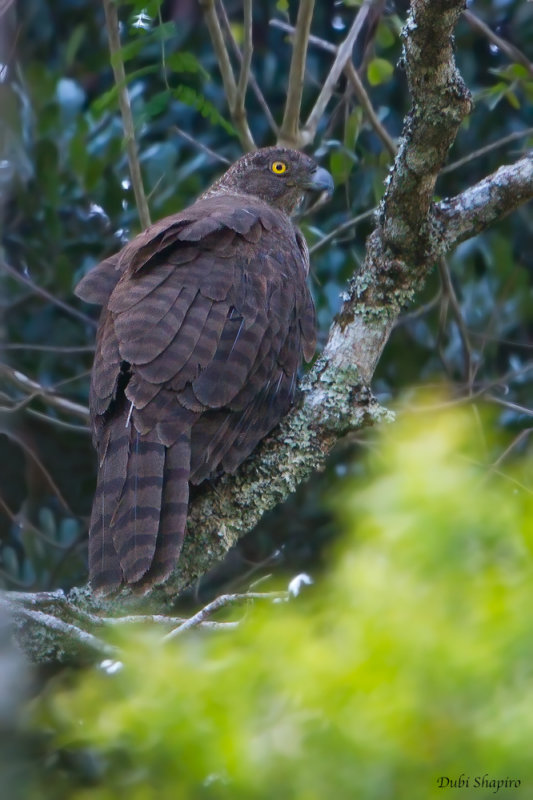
[23,402,533,799]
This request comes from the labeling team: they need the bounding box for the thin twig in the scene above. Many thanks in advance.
[272,19,396,156]
[302,0,375,145]
[486,395,533,418]
[2,428,73,513]
[102,0,151,229]
[1,260,97,328]
[279,0,315,146]
[4,343,94,353]
[200,0,255,150]
[0,495,71,550]
[344,62,396,156]
[0,363,90,421]
[308,208,375,255]
[437,257,474,387]
[218,1,278,136]
[490,428,533,470]
[162,591,288,641]
[173,125,230,164]
[26,408,91,434]
[463,9,533,80]
[441,128,533,175]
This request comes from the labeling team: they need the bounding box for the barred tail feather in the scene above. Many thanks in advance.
[110,428,166,584]
[88,416,130,592]
[89,416,191,593]
[133,431,191,593]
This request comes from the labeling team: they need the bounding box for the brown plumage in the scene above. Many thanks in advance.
[75,147,333,593]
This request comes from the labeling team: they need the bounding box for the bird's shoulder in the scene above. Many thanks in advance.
[75,193,304,307]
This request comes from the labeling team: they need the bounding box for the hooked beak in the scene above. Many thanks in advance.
[307,166,334,197]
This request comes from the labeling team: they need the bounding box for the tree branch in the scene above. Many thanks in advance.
[436,154,533,248]
[102,0,151,229]
[236,0,253,118]
[199,0,256,151]
[271,19,396,157]
[218,0,279,137]
[279,0,315,146]
[301,0,378,147]
[463,9,533,80]
[0,363,90,421]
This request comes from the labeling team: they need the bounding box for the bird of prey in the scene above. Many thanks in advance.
[75,146,333,593]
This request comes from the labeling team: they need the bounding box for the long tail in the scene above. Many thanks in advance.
[88,418,190,594]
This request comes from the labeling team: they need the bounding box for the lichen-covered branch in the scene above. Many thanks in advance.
[1,588,280,662]
[436,154,533,248]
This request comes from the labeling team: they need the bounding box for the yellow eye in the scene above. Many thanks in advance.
[271,160,288,175]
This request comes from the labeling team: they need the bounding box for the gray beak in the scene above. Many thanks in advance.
[308,166,334,197]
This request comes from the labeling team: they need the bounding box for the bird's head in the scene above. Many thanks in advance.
[206,146,334,215]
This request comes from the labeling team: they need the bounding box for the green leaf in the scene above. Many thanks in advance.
[166,51,209,80]
[64,24,86,69]
[376,20,396,49]
[92,66,159,113]
[329,149,356,185]
[344,107,363,153]
[173,85,236,136]
[367,57,394,86]
[142,89,172,120]
[505,89,521,110]
[111,21,177,65]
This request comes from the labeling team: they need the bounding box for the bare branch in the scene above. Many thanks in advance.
[301,0,376,146]
[173,125,230,165]
[218,1,279,136]
[162,592,288,641]
[308,208,375,255]
[437,257,474,387]
[236,0,253,117]
[0,590,115,662]
[271,19,396,156]
[0,363,90,421]
[279,0,315,146]
[441,128,533,175]
[201,0,237,107]
[1,259,96,328]
[199,0,255,150]
[344,62,397,157]
[463,9,533,79]
[102,0,151,229]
